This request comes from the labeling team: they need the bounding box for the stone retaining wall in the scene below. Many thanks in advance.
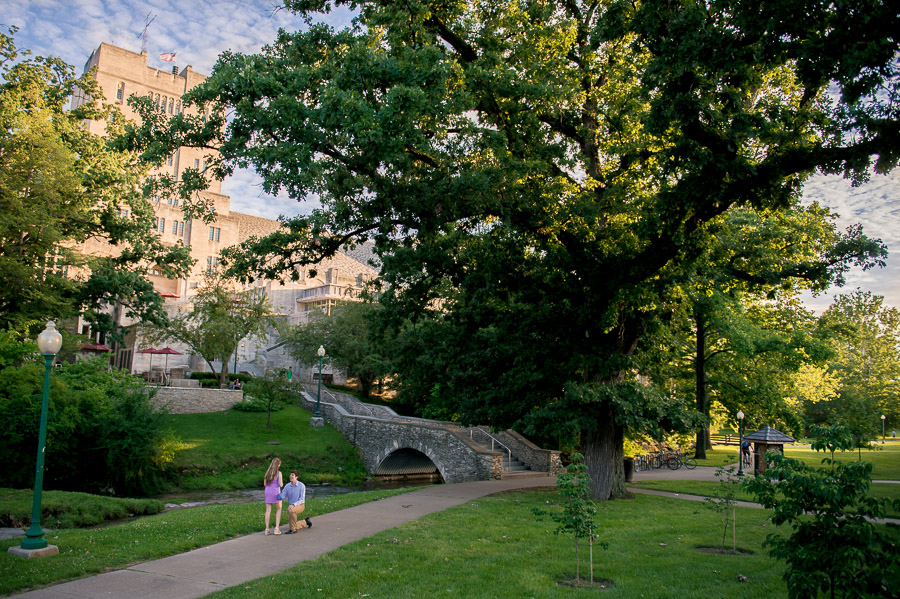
[495,430,563,474]
[150,387,243,414]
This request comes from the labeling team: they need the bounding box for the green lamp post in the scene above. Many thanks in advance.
[21,321,63,551]
[736,409,745,477]
[314,345,325,418]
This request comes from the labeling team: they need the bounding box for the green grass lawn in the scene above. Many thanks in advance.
[0,489,164,529]
[784,441,900,479]
[0,487,417,596]
[164,405,367,489]
[205,490,794,599]
[688,441,900,477]
[628,480,900,518]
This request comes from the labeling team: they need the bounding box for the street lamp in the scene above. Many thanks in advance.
[314,345,325,419]
[883,414,887,444]
[20,322,62,554]
[736,409,745,477]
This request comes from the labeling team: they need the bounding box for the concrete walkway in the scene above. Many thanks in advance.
[9,476,557,599]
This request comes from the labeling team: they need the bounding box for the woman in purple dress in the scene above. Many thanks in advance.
[263,457,283,535]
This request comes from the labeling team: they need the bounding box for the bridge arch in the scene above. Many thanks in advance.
[373,442,447,483]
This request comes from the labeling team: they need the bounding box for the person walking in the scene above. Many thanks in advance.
[282,470,312,533]
[263,458,283,535]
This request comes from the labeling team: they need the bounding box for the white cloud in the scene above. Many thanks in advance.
[800,170,900,311]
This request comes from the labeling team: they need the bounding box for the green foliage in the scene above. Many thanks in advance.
[120,0,900,500]
[0,357,174,495]
[747,425,900,599]
[239,374,292,424]
[533,453,607,583]
[0,488,163,529]
[143,276,275,386]
[282,301,389,398]
[0,29,192,336]
[815,291,900,436]
[704,465,743,552]
[190,372,252,388]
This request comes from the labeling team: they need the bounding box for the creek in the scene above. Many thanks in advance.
[155,480,423,511]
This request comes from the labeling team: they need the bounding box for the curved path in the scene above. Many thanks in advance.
[9,477,555,599]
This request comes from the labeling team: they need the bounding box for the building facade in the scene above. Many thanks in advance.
[74,43,379,380]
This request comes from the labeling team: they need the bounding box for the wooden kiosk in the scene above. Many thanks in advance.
[743,426,795,475]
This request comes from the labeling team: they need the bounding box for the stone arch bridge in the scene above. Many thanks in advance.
[297,388,561,484]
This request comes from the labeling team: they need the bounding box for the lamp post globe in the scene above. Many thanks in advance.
[736,410,745,477]
[20,322,62,553]
[314,346,325,419]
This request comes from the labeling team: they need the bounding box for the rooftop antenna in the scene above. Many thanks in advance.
[138,13,157,53]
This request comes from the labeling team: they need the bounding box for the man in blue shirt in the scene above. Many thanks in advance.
[282,471,312,533]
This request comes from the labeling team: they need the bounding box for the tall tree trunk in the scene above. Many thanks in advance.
[582,402,625,500]
[694,307,709,459]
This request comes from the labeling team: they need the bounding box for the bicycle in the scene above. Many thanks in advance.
[666,451,698,470]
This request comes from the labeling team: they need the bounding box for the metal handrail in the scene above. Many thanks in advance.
[469,426,512,470]
[302,383,376,418]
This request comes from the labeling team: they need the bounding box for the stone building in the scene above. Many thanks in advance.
[72,43,378,380]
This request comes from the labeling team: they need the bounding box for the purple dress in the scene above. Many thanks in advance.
[264,474,281,503]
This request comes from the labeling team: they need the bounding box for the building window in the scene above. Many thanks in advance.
[172,221,184,236]
[116,82,125,102]
[155,93,160,108]
[194,159,200,170]
[206,256,218,275]
[175,101,181,114]
[168,98,174,113]
[178,221,184,235]
[158,217,166,232]
[209,227,220,241]
[166,154,174,166]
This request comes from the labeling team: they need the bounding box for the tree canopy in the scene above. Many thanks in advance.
[122,0,899,499]
[0,30,192,335]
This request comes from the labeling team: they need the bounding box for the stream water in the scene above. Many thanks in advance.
[155,481,424,511]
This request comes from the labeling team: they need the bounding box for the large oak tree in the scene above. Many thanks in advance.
[122,0,899,499]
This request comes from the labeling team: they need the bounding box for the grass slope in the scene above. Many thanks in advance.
[164,405,367,489]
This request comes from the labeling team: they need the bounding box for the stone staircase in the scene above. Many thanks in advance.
[467,431,547,479]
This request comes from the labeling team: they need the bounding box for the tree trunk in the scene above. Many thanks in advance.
[582,403,625,501]
[694,308,709,459]
[219,362,231,388]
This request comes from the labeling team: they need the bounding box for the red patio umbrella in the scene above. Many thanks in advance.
[155,347,183,372]
[139,347,160,373]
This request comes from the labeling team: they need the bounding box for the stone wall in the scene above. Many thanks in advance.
[150,387,243,414]
[495,430,563,474]
[298,391,497,483]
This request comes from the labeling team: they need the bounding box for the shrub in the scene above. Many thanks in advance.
[0,357,175,496]
[747,424,900,599]
[190,372,252,387]
[231,397,285,412]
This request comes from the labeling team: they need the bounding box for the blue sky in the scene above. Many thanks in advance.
[5,0,899,312]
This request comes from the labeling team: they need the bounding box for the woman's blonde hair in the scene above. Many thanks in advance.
[264,458,281,485]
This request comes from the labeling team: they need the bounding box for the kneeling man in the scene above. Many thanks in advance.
[283,470,312,533]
